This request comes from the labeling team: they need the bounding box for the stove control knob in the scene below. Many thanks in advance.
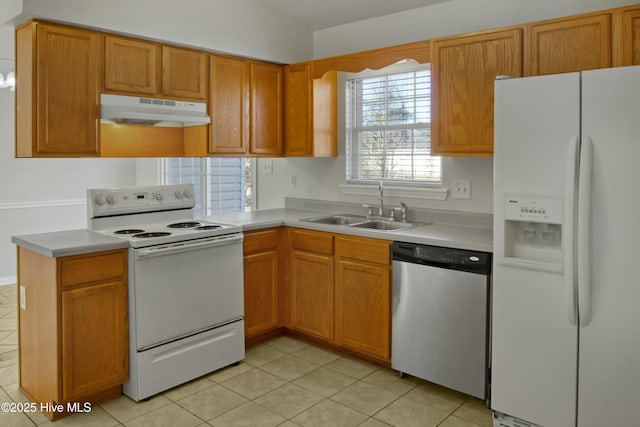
[175,190,184,199]
[106,194,117,205]
[155,192,164,201]
[183,188,193,199]
[95,194,106,206]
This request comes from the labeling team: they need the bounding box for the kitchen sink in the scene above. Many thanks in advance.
[300,214,430,232]
[349,220,419,231]
[301,214,368,225]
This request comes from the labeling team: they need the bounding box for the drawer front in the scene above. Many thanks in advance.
[60,250,127,288]
[244,229,278,254]
[336,236,391,266]
[290,229,334,255]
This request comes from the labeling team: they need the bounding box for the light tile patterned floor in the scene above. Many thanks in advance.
[0,284,493,426]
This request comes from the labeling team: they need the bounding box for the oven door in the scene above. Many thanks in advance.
[131,233,244,350]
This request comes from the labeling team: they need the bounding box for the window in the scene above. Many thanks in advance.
[346,63,441,185]
[163,157,254,216]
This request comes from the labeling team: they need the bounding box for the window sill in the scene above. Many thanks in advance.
[339,184,448,200]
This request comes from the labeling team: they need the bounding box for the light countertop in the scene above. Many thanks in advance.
[13,206,493,258]
[11,229,129,258]
[207,207,493,253]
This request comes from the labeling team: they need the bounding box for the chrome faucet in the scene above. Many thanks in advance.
[378,181,384,216]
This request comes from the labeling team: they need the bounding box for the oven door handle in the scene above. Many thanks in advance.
[135,233,244,259]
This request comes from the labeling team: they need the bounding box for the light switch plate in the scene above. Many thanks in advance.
[452,179,471,199]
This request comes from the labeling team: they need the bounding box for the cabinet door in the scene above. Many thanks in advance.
[283,62,312,156]
[210,55,250,154]
[335,260,391,360]
[104,35,160,95]
[431,28,523,156]
[162,46,208,101]
[290,251,334,340]
[251,61,283,155]
[244,250,278,337]
[61,280,128,401]
[526,13,611,76]
[36,24,101,155]
[616,7,640,66]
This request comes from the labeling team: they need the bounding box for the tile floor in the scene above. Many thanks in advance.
[0,284,493,426]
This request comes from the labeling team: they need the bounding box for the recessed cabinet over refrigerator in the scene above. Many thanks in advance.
[492,66,640,427]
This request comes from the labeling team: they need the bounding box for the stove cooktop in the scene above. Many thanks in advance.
[100,220,241,248]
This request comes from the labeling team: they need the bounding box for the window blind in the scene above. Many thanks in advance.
[164,157,253,216]
[346,67,441,184]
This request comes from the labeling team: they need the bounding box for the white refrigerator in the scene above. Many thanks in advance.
[492,66,640,427]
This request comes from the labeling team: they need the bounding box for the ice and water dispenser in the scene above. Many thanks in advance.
[501,195,564,272]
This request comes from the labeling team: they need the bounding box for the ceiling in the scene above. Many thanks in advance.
[258,0,451,31]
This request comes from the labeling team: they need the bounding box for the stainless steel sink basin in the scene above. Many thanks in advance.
[300,214,368,225]
[300,214,429,232]
[349,220,417,231]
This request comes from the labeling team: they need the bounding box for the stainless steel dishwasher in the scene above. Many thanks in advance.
[392,241,491,400]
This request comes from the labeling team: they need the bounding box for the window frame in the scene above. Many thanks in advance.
[344,61,442,188]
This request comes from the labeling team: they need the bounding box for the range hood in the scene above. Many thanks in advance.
[101,94,211,127]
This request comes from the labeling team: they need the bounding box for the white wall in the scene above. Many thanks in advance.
[13,0,314,64]
[0,28,137,284]
[259,0,638,214]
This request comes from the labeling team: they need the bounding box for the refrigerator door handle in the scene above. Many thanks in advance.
[564,136,580,326]
[577,136,593,327]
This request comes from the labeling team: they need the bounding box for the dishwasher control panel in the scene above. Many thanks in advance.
[392,242,491,274]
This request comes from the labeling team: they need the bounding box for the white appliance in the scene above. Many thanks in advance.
[88,184,245,401]
[492,66,640,427]
[101,93,211,127]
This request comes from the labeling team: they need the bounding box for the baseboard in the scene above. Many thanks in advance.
[0,276,16,286]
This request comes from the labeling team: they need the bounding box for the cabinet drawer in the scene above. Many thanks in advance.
[336,236,391,266]
[290,229,334,255]
[60,250,127,288]
[244,229,278,254]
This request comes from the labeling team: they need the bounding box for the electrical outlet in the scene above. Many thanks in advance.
[288,174,297,188]
[262,159,273,175]
[20,285,26,310]
[452,179,471,199]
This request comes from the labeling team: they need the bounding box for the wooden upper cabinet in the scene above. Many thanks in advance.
[104,35,160,95]
[284,62,312,156]
[431,28,523,156]
[250,61,283,155]
[525,13,611,76]
[162,46,208,101]
[614,6,640,66]
[104,37,206,101]
[207,57,282,156]
[209,55,250,154]
[16,22,102,157]
[283,62,337,157]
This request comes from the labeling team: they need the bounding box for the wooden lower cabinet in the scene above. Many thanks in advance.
[285,228,392,362]
[335,260,390,360]
[243,229,279,338]
[244,227,393,363]
[17,247,128,420]
[290,250,335,340]
[61,281,127,401]
[335,236,391,361]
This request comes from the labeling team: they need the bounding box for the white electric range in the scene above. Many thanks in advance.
[87,184,245,401]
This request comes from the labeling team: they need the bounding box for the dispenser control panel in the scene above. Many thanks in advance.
[504,196,563,224]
